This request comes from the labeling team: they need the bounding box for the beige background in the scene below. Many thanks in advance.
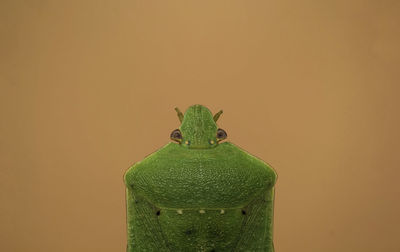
[1,0,399,251]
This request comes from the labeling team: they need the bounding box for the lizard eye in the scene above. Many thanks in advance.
[216,128,227,141]
[170,129,182,142]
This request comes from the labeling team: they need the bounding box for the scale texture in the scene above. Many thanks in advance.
[124,105,277,252]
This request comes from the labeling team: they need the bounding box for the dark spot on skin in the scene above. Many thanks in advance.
[185,229,195,235]
[241,210,246,215]
[156,210,161,216]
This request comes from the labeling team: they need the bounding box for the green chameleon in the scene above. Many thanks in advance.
[124,104,277,252]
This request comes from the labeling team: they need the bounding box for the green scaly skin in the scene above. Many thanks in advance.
[124,105,277,252]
